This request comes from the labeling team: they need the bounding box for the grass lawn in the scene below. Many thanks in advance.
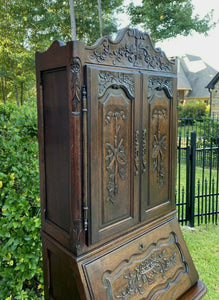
[181,224,219,299]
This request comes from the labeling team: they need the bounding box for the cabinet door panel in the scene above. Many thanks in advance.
[102,93,131,223]
[87,67,140,245]
[141,75,174,221]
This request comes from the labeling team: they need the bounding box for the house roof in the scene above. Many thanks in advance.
[206,72,219,89]
[177,58,192,90]
[177,54,218,98]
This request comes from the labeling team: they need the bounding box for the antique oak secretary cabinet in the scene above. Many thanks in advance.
[36,28,206,299]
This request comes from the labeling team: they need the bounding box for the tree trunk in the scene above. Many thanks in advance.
[14,83,19,106]
[20,81,24,105]
[97,0,103,37]
[69,0,77,40]
[1,78,5,104]
[1,77,7,104]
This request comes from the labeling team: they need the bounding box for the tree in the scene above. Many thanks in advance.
[127,0,215,42]
[0,0,124,105]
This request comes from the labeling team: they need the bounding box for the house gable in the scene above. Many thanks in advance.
[206,72,219,116]
[177,55,218,101]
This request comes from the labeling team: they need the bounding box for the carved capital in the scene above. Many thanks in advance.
[72,219,83,250]
[71,57,82,112]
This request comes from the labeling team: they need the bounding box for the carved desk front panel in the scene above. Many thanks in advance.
[83,218,198,300]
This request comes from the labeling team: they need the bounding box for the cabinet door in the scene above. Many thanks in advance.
[141,74,176,221]
[86,66,140,245]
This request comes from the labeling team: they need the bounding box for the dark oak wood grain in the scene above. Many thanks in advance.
[36,28,205,299]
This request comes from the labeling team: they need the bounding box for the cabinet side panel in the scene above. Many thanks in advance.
[42,235,85,300]
[49,250,80,299]
[42,68,70,233]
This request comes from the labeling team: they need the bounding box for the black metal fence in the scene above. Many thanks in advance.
[176,116,219,226]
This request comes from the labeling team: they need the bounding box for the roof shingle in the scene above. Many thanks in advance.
[177,55,218,98]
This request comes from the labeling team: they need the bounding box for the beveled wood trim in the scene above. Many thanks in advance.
[178,280,207,300]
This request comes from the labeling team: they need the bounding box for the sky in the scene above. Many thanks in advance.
[116,0,219,71]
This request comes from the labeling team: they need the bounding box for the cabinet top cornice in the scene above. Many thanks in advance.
[37,28,176,74]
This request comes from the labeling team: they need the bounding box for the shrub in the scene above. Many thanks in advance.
[0,103,43,299]
[178,101,207,121]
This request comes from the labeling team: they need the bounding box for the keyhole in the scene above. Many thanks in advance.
[139,242,144,251]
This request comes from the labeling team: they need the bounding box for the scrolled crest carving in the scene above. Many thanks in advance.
[148,77,173,100]
[86,28,174,72]
[98,71,135,100]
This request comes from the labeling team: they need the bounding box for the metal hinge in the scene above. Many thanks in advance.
[82,86,88,231]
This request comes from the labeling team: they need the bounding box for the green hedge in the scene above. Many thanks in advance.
[0,103,43,299]
[178,101,207,119]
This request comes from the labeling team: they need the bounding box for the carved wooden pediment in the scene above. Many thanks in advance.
[85,28,175,72]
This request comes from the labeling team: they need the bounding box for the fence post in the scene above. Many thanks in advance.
[189,131,196,227]
[186,145,191,224]
[186,131,196,226]
[216,136,219,225]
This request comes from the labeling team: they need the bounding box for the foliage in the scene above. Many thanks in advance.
[127,0,215,42]
[178,101,207,120]
[0,103,43,299]
[178,101,219,146]
[182,225,219,299]
[197,117,219,147]
[74,0,123,43]
[0,0,123,105]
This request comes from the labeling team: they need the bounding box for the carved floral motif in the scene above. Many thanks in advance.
[134,130,140,176]
[135,129,147,175]
[152,109,167,188]
[105,111,128,204]
[142,129,147,174]
[152,131,167,188]
[115,249,177,299]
